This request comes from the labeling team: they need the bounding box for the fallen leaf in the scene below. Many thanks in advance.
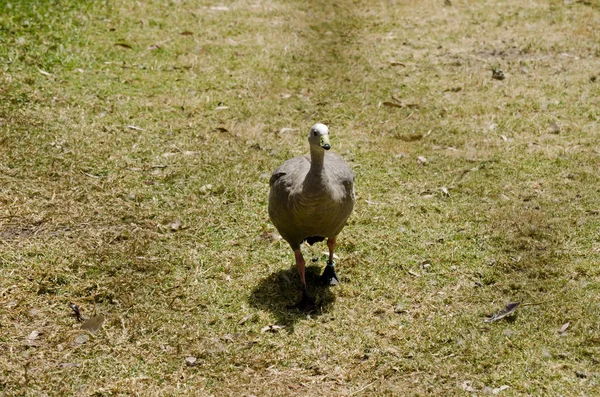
[147,44,161,51]
[261,324,286,333]
[126,125,143,131]
[27,330,41,345]
[72,333,90,346]
[58,362,81,368]
[180,31,194,36]
[559,322,570,334]
[185,356,198,366]
[390,61,406,67]
[417,156,427,165]
[214,106,229,110]
[81,314,105,334]
[170,218,182,231]
[461,381,476,392]
[215,127,228,132]
[440,186,450,197]
[115,42,133,49]
[484,302,520,323]
[492,385,510,394]
[199,184,212,194]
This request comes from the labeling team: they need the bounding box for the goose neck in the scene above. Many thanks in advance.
[309,146,326,174]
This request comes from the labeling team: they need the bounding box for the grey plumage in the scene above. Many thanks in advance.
[269,152,354,249]
[268,123,354,310]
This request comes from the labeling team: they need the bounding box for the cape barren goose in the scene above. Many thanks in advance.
[268,123,354,311]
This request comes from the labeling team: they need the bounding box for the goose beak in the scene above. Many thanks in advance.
[320,135,331,150]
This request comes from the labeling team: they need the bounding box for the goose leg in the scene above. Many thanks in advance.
[291,249,316,312]
[320,237,339,286]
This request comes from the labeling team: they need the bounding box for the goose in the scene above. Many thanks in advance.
[268,123,355,311]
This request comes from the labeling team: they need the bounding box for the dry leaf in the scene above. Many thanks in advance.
[559,322,570,334]
[73,333,90,346]
[390,61,406,67]
[170,218,182,231]
[484,302,520,323]
[81,314,105,334]
[199,184,212,194]
[126,125,143,131]
[185,356,198,366]
[492,385,510,394]
[27,330,41,345]
[461,381,476,392]
[238,315,251,325]
[382,101,403,108]
[58,362,81,368]
[417,156,427,165]
[440,186,450,197]
[260,324,286,333]
[115,42,133,49]
[147,44,161,51]
[180,31,194,36]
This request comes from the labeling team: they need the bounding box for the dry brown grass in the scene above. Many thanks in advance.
[1,0,600,395]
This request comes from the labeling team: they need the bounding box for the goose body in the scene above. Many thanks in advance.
[268,123,354,310]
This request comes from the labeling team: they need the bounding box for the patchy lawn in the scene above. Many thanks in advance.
[1,0,599,395]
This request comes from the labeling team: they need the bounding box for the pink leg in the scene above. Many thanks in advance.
[327,237,337,264]
[292,249,315,311]
[293,249,307,289]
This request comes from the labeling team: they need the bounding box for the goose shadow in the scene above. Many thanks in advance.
[249,264,336,330]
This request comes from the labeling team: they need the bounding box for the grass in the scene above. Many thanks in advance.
[1,0,600,395]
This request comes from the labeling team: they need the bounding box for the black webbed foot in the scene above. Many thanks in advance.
[320,261,339,286]
[288,289,316,313]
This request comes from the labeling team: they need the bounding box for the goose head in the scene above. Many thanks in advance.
[308,123,331,151]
